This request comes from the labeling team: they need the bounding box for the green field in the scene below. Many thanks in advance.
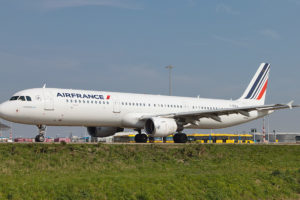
[0,143,299,200]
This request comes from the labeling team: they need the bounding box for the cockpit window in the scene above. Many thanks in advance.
[10,96,19,101]
[19,96,26,101]
[9,96,32,101]
[26,96,32,101]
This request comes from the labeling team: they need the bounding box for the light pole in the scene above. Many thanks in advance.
[263,117,266,143]
[267,115,270,143]
[166,65,174,96]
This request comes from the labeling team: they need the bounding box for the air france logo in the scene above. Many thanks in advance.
[57,93,111,100]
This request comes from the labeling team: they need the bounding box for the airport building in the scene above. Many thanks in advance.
[0,122,12,142]
[252,132,300,143]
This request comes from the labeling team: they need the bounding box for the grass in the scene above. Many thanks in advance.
[0,143,299,200]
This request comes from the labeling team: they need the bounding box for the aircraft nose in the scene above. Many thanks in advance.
[0,102,13,119]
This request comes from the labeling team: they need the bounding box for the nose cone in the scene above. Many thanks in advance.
[0,102,14,120]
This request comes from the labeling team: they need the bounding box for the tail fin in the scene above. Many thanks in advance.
[239,63,270,105]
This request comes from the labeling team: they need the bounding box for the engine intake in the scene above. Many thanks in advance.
[145,117,177,137]
[87,127,124,137]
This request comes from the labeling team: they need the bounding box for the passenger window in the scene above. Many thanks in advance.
[19,96,26,101]
[26,96,32,101]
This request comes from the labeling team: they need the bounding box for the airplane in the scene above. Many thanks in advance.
[0,63,299,143]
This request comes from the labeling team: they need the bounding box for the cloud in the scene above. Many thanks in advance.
[21,0,142,10]
[0,52,81,73]
[287,0,300,5]
[259,29,280,40]
[216,4,239,15]
[213,35,249,47]
[187,0,197,7]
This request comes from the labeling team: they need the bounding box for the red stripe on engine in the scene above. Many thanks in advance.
[257,80,268,100]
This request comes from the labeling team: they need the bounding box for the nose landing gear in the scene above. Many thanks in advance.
[35,125,46,142]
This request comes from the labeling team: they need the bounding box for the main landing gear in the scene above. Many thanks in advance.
[35,125,46,142]
[134,129,148,143]
[173,133,188,143]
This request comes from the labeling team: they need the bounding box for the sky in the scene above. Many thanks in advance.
[0,0,299,138]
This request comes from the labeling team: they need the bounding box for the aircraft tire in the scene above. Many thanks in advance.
[173,133,188,143]
[135,134,148,143]
[35,135,45,143]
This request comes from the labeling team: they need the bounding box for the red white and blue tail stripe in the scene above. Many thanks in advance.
[240,63,270,104]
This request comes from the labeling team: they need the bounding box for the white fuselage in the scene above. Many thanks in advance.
[0,88,270,130]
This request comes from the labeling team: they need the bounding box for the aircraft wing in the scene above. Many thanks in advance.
[139,101,300,123]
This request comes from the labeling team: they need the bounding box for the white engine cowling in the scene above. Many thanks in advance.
[144,117,178,137]
[87,127,124,137]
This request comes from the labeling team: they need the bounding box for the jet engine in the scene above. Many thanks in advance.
[87,127,124,137]
[144,117,178,137]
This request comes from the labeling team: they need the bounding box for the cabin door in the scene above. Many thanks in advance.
[43,90,55,111]
[113,97,121,113]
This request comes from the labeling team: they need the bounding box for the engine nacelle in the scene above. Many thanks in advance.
[87,127,124,137]
[145,117,178,137]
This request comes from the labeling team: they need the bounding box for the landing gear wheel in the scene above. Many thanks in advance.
[35,135,45,142]
[135,134,148,143]
[173,133,188,143]
[35,125,46,143]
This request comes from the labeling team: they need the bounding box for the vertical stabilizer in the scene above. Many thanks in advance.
[239,63,270,105]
